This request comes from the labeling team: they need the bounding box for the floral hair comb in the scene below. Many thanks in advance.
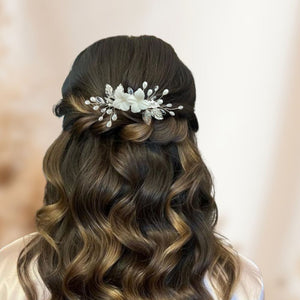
[83,81,184,127]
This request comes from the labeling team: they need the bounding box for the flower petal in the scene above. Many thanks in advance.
[139,100,151,110]
[119,101,130,111]
[127,95,137,104]
[113,99,130,111]
[133,88,145,101]
[114,84,125,99]
[131,103,141,113]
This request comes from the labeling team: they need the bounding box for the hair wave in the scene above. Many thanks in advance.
[17,35,240,300]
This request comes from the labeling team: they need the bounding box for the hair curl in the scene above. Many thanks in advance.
[17,35,241,300]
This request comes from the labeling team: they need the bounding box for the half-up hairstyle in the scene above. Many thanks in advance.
[17,35,241,300]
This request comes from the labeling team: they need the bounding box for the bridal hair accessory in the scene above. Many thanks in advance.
[83,81,184,127]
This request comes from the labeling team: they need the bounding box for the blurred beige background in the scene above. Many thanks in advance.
[0,0,299,299]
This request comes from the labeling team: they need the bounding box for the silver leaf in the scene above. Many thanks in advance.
[105,84,113,97]
[151,108,164,120]
[142,109,152,125]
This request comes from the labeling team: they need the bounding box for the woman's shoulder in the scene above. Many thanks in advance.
[0,232,45,300]
[204,252,265,300]
[0,232,39,250]
[0,232,39,280]
[0,232,39,259]
[234,253,265,299]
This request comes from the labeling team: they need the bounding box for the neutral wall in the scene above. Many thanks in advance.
[0,1,299,299]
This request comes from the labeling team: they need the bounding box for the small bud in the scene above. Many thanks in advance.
[147,89,153,97]
[142,81,148,89]
[162,89,169,96]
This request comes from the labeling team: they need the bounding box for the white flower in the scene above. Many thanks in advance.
[112,84,131,111]
[127,88,151,113]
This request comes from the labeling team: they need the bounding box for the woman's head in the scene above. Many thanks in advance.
[17,35,240,300]
[57,35,198,141]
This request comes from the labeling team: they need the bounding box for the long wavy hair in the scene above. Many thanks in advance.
[17,35,241,300]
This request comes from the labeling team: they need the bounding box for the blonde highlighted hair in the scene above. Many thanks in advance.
[17,35,240,300]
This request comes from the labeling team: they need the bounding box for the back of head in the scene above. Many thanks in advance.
[58,34,198,142]
[17,35,240,300]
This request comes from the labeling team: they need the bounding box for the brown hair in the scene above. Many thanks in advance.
[17,35,240,300]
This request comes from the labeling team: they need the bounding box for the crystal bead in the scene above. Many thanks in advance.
[96,96,105,104]
[93,105,99,110]
[112,113,117,121]
[169,111,175,116]
[101,108,106,112]
[178,105,183,109]
[84,100,91,105]
[106,120,112,127]
[98,116,103,121]
[157,99,163,105]
[90,97,97,102]
[154,85,159,91]
[166,103,172,107]
[106,109,112,114]
[142,81,148,89]
[127,87,134,94]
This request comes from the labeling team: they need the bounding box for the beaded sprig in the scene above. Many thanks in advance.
[83,81,183,127]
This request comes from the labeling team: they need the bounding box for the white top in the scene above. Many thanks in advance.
[0,232,264,300]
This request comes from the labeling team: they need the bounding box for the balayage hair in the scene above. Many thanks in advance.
[17,35,241,300]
